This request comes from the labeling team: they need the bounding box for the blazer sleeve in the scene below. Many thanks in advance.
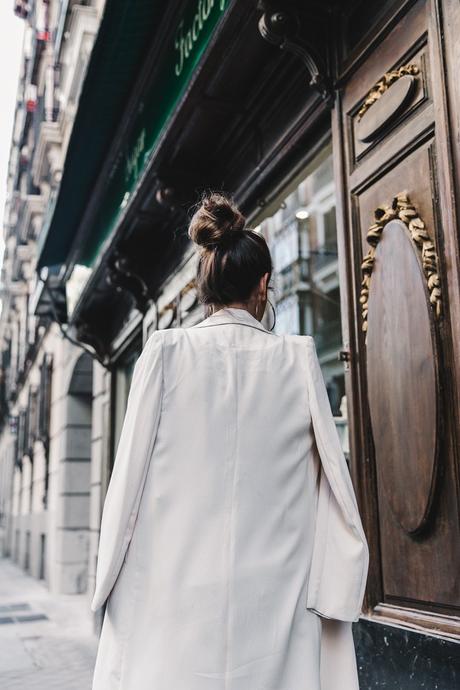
[304,336,369,623]
[90,330,164,612]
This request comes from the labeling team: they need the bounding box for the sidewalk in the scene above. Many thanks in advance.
[0,557,98,689]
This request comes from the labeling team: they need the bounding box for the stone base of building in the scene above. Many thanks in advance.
[354,619,459,689]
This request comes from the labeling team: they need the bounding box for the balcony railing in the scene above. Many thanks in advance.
[310,247,338,273]
[276,258,310,297]
[314,318,342,352]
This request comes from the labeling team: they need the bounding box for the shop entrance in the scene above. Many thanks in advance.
[333,0,460,636]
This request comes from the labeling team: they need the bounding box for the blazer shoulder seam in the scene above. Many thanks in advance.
[284,333,314,342]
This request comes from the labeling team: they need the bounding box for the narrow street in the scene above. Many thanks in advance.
[0,558,97,689]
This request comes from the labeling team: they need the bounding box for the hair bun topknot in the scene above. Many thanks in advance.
[188,192,246,249]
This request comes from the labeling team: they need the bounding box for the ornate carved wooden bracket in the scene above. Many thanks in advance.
[360,192,442,340]
[257,4,331,102]
[74,322,109,367]
[106,251,150,313]
[155,183,178,211]
[357,64,419,121]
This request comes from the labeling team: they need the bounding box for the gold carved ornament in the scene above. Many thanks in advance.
[360,193,442,340]
[357,64,419,121]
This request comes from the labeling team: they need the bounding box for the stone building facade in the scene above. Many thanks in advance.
[0,1,105,624]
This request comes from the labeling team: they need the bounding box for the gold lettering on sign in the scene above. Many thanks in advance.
[125,127,146,184]
[360,192,442,341]
[174,0,227,78]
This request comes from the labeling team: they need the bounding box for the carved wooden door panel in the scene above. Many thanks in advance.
[334,0,460,634]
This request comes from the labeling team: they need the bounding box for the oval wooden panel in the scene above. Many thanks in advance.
[366,220,439,533]
[357,75,416,143]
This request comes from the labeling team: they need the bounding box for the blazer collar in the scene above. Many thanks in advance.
[192,306,273,334]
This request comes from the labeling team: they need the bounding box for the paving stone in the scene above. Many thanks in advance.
[0,557,98,689]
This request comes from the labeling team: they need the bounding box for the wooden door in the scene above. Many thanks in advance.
[334,0,460,635]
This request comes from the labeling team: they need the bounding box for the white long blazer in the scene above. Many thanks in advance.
[91,306,369,690]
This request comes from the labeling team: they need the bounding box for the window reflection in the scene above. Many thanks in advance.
[257,146,349,453]
[112,345,141,463]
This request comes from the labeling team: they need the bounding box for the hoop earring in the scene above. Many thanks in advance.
[268,298,276,331]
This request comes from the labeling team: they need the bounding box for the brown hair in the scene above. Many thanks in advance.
[188,192,273,310]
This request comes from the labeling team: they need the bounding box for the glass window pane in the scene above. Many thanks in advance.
[112,345,141,457]
[255,144,349,455]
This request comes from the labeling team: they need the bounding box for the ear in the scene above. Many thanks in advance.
[260,272,270,293]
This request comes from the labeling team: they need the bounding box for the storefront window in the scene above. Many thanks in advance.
[112,345,141,460]
[256,145,348,452]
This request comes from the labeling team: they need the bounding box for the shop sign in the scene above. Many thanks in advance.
[80,0,228,267]
[174,0,227,77]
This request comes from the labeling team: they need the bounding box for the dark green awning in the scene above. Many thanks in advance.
[37,0,229,271]
[37,0,170,270]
